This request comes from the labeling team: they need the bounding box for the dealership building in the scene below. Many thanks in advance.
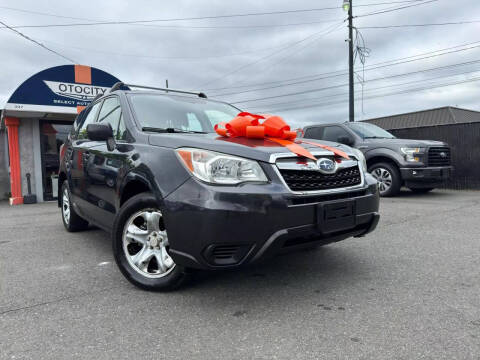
[0,65,121,204]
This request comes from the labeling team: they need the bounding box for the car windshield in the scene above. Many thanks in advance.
[348,122,395,139]
[128,93,240,133]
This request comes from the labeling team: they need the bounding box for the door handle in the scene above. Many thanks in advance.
[83,151,91,163]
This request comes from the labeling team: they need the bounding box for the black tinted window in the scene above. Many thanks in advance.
[304,127,324,139]
[322,126,350,142]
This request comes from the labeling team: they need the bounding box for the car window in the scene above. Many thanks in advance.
[97,97,122,139]
[347,122,395,139]
[186,113,203,132]
[128,94,239,133]
[117,114,127,141]
[204,110,237,128]
[304,127,324,139]
[322,126,351,142]
[77,102,101,139]
[71,110,86,138]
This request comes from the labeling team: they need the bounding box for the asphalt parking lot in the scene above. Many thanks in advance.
[1,190,479,359]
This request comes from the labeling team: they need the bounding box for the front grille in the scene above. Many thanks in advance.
[428,147,451,166]
[279,166,361,192]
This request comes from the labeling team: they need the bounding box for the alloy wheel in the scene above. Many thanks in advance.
[62,188,70,225]
[122,209,176,278]
[372,167,393,194]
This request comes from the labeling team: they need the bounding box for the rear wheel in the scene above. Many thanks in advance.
[61,181,89,232]
[410,187,434,194]
[112,192,189,291]
[369,162,401,197]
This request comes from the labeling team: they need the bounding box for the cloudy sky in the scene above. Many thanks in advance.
[0,0,479,127]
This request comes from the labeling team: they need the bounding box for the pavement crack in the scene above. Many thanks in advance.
[0,286,120,316]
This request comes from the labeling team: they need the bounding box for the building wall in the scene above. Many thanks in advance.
[0,129,10,199]
[388,123,480,189]
[18,119,38,198]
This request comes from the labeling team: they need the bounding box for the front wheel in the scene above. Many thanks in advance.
[368,162,401,197]
[61,181,89,232]
[112,192,189,291]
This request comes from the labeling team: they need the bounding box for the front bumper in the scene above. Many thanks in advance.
[162,174,380,270]
[400,166,452,188]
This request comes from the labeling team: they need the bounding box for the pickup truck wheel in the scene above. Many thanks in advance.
[369,162,401,197]
[61,181,89,232]
[410,187,434,193]
[112,192,189,291]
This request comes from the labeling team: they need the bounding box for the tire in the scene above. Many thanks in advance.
[112,192,189,291]
[410,187,434,194]
[368,162,401,197]
[61,180,89,232]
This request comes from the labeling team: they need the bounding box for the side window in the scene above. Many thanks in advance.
[97,97,122,138]
[77,102,101,139]
[71,111,86,138]
[117,114,127,141]
[304,127,324,140]
[322,126,351,142]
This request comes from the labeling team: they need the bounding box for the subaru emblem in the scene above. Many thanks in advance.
[317,158,336,174]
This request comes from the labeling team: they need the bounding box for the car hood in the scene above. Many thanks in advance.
[148,133,353,163]
[365,138,447,147]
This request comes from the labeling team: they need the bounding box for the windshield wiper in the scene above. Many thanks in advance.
[142,127,206,134]
[364,136,390,139]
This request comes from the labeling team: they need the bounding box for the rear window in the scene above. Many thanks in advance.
[128,94,239,133]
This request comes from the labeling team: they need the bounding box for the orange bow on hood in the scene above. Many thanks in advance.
[215,112,350,161]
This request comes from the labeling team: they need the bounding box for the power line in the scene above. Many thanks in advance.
[198,21,345,88]
[205,40,480,92]
[358,20,480,29]
[221,43,480,102]
[0,2,425,29]
[0,19,76,63]
[0,8,350,29]
[224,60,480,105]
[257,64,480,110]
[258,76,480,113]
[356,0,438,18]
[215,21,347,89]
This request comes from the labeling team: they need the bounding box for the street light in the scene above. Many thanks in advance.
[342,0,350,12]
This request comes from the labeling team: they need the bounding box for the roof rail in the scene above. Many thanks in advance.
[108,82,207,98]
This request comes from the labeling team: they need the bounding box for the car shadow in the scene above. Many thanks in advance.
[393,188,454,199]
[179,243,376,304]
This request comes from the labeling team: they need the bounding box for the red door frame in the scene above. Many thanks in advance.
[5,117,23,205]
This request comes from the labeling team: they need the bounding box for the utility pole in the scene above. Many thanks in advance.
[344,0,354,122]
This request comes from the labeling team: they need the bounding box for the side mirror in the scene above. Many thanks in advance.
[87,123,116,151]
[337,136,354,146]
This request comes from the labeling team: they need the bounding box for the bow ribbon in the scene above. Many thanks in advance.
[215,112,349,160]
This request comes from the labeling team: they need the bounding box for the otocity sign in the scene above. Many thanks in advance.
[43,81,110,101]
[5,65,121,114]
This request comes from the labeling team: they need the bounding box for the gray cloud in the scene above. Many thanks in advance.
[1,0,479,127]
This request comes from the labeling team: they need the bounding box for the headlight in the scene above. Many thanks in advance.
[350,148,367,172]
[400,147,425,162]
[175,148,268,185]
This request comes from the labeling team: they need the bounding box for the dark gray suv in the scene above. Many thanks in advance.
[303,122,451,196]
[58,83,380,291]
